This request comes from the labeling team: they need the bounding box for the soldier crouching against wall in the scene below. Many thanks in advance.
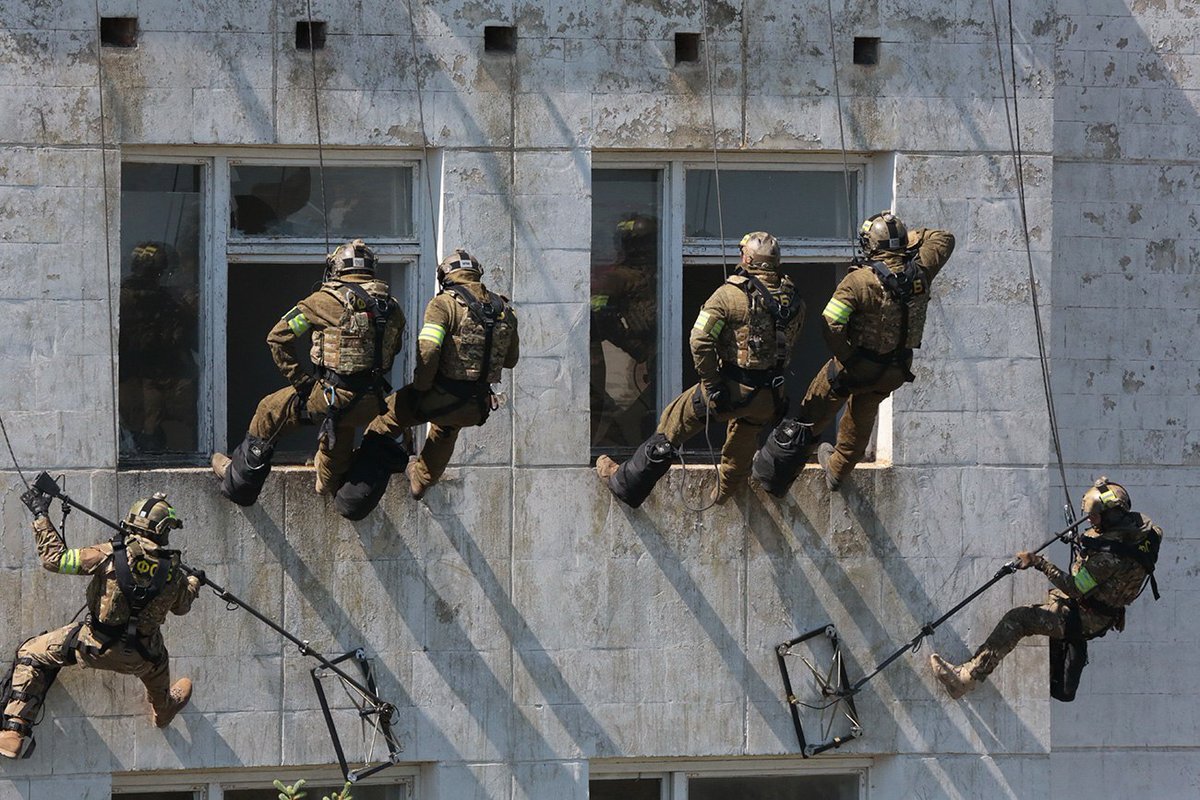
[596,232,804,508]
[0,489,199,759]
[756,212,954,495]
[930,478,1162,701]
[211,239,405,507]
[338,250,518,516]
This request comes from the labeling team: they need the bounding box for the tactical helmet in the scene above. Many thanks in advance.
[130,242,169,278]
[124,492,184,540]
[739,231,780,267]
[858,211,908,256]
[616,215,658,264]
[1080,477,1131,524]
[326,239,378,278]
[437,249,482,286]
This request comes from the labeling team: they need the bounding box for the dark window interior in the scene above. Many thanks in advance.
[589,778,662,800]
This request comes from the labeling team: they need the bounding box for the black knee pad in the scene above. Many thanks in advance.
[334,433,410,521]
[608,433,676,508]
[751,418,814,497]
[221,435,275,507]
[1049,638,1089,702]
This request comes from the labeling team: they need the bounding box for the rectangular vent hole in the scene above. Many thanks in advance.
[675,32,701,64]
[296,20,327,50]
[100,17,138,48]
[853,37,880,65]
[485,25,516,53]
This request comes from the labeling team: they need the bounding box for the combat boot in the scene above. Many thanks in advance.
[595,455,620,482]
[152,678,193,728]
[0,729,26,759]
[407,464,427,501]
[929,653,977,699]
[817,443,841,492]
[210,452,231,481]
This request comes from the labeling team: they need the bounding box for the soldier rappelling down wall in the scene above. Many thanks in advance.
[211,239,405,508]
[338,250,519,517]
[0,491,199,759]
[930,478,1162,701]
[597,232,805,507]
[754,213,955,495]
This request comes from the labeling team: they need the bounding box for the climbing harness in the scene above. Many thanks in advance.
[775,513,1091,754]
[26,473,405,781]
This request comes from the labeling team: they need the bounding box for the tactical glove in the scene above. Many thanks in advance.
[294,379,317,417]
[1014,551,1039,570]
[702,381,730,414]
[20,487,51,518]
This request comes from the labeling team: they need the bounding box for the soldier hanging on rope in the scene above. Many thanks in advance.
[211,239,405,510]
[596,232,805,508]
[930,478,1162,701]
[0,489,198,759]
[334,250,519,519]
[753,212,955,495]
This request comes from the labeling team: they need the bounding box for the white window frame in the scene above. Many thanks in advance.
[111,764,419,799]
[591,153,895,465]
[589,756,871,799]
[120,146,437,458]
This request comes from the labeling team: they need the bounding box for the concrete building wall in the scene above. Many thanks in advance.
[0,0,1193,797]
[1050,1,1200,797]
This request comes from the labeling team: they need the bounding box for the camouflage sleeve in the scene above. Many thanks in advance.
[503,307,520,369]
[413,296,452,392]
[820,276,859,362]
[1032,554,1084,599]
[910,228,956,281]
[266,291,324,389]
[380,305,407,373]
[689,288,730,384]
[170,573,202,616]
[33,516,111,575]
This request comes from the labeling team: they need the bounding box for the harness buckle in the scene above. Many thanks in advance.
[770,375,786,389]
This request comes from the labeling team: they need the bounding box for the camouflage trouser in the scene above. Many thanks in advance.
[249,382,385,491]
[960,602,1069,682]
[796,358,910,482]
[4,623,172,726]
[366,384,487,490]
[964,594,1117,682]
[657,382,780,496]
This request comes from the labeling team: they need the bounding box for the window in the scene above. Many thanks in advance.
[118,150,426,466]
[112,767,415,799]
[589,760,866,799]
[590,157,866,457]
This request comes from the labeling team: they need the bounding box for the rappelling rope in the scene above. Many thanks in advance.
[305,0,331,255]
[699,0,729,277]
[93,0,121,493]
[824,0,857,252]
[989,0,1073,513]
[404,0,441,260]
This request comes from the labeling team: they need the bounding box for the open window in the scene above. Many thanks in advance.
[589,157,868,459]
[118,151,427,467]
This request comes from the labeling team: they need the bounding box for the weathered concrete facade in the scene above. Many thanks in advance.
[0,0,1195,797]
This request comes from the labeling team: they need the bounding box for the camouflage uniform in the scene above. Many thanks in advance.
[954,512,1162,685]
[366,266,519,492]
[2,515,200,742]
[600,245,805,506]
[239,272,405,493]
[798,228,955,483]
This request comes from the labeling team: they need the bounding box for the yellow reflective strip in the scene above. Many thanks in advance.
[419,323,446,345]
[823,297,852,324]
[692,310,712,331]
[1074,567,1098,594]
[591,294,609,311]
[1098,489,1118,508]
[285,311,310,336]
[711,319,725,336]
[59,550,80,575]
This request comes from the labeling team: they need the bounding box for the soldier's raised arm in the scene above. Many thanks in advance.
[819,279,859,363]
[910,227,956,280]
[21,490,110,576]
